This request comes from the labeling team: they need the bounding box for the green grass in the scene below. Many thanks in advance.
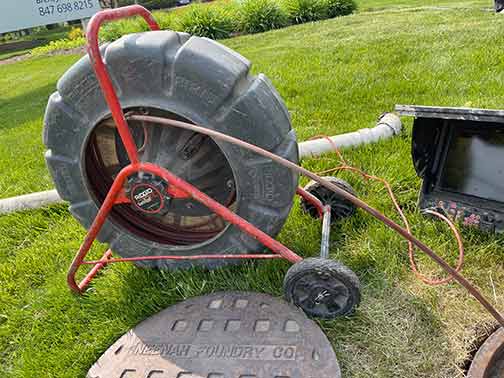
[0,55,81,198]
[2,1,504,377]
[357,0,491,10]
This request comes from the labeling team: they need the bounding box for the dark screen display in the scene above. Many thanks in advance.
[439,127,504,203]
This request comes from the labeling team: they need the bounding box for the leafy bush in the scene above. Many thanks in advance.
[118,0,177,10]
[30,38,85,56]
[216,0,241,22]
[178,5,235,39]
[30,0,354,52]
[283,0,329,24]
[239,0,289,34]
[99,17,151,41]
[324,0,356,18]
[155,11,177,30]
[0,32,17,43]
[68,27,84,40]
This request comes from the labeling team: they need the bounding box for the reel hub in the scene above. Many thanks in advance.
[126,173,170,215]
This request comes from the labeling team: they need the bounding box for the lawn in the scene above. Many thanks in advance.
[358,0,491,10]
[1,1,504,377]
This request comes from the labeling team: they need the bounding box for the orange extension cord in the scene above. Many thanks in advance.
[310,135,465,286]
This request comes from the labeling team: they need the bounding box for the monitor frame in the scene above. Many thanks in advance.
[396,105,504,233]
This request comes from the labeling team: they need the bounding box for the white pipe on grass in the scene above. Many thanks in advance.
[298,112,402,158]
[0,189,63,214]
[0,113,402,215]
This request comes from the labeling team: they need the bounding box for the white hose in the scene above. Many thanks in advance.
[0,113,402,215]
[298,112,402,158]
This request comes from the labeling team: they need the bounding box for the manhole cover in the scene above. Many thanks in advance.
[88,291,341,378]
[468,327,504,378]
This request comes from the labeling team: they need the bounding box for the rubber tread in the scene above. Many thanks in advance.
[43,31,298,269]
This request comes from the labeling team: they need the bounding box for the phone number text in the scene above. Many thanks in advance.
[36,0,94,17]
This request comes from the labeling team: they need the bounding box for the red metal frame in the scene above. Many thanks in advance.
[68,5,327,294]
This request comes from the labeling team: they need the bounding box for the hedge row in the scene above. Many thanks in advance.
[117,0,178,10]
[99,0,357,41]
[29,0,356,55]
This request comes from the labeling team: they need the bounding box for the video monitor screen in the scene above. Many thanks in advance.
[439,126,504,203]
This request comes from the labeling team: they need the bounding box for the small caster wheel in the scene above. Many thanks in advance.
[301,176,357,223]
[283,258,361,319]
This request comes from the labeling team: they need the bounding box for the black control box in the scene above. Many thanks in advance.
[396,105,504,234]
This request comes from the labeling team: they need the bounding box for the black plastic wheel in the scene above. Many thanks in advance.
[301,176,357,223]
[283,258,361,319]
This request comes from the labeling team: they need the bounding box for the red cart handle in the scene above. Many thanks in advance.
[85,5,161,165]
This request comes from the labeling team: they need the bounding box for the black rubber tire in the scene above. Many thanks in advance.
[283,258,361,319]
[43,31,299,270]
[301,176,357,223]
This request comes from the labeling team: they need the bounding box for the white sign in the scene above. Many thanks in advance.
[0,0,102,34]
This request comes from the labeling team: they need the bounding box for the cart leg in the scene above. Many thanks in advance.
[76,250,113,293]
[320,205,332,259]
[67,167,130,294]
[296,187,332,259]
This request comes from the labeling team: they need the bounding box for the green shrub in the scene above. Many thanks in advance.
[99,17,150,41]
[0,32,16,43]
[30,0,351,53]
[217,0,241,22]
[324,0,356,18]
[30,38,85,56]
[178,5,235,39]
[118,0,177,10]
[239,0,289,34]
[155,11,177,30]
[283,0,329,24]
[98,11,176,42]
